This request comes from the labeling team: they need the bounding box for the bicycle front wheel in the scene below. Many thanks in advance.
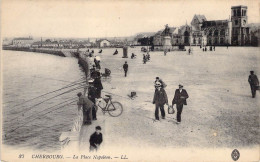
[108,101,123,117]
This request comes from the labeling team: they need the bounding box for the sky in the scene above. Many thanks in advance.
[1,0,260,38]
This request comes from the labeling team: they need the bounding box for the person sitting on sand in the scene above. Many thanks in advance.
[131,53,136,59]
[113,49,118,55]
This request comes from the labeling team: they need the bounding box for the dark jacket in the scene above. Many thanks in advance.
[172,89,189,105]
[93,78,103,90]
[153,88,168,105]
[88,86,98,101]
[91,71,100,79]
[89,132,103,148]
[78,96,94,111]
[123,63,128,71]
[248,74,259,86]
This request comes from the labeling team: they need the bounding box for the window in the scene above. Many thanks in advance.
[214,30,218,36]
[244,10,247,16]
[184,31,190,36]
[234,29,238,35]
[220,29,225,36]
[220,38,224,44]
[235,20,238,25]
[237,9,241,16]
[208,38,212,45]
[209,30,212,35]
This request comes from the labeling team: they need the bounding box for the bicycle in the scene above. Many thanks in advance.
[96,95,123,117]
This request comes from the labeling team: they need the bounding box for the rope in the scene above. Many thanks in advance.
[5,99,78,136]
[8,78,86,109]
[9,85,85,120]
[32,76,85,83]
[8,97,78,124]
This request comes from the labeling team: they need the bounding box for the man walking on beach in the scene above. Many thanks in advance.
[172,84,189,124]
[248,71,259,98]
[123,61,128,77]
[77,92,94,125]
[89,126,103,152]
[153,82,168,120]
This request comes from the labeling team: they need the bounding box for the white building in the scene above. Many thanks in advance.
[98,39,111,48]
[12,37,33,47]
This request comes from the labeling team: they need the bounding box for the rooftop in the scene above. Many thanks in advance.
[194,14,207,23]
[13,37,33,40]
[231,5,247,9]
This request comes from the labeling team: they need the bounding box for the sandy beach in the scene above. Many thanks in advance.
[78,46,259,155]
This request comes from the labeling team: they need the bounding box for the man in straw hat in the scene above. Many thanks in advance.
[172,84,189,124]
[153,81,168,120]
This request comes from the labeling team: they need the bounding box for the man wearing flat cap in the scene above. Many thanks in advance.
[172,84,189,124]
[248,71,259,98]
[77,92,94,125]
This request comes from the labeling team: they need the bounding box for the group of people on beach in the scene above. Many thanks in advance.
[76,47,259,152]
[78,63,103,125]
[200,45,216,52]
[77,51,105,151]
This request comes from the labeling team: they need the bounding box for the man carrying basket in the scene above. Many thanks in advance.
[153,82,168,120]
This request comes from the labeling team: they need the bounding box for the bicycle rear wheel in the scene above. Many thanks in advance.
[108,101,123,117]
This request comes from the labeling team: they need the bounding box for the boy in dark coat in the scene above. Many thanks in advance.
[248,71,259,98]
[89,126,103,152]
[172,84,189,124]
[153,82,168,120]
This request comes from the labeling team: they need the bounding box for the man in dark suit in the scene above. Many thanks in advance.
[88,80,98,120]
[93,76,103,98]
[248,71,259,98]
[172,84,189,124]
[123,61,128,77]
[153,82,168,120]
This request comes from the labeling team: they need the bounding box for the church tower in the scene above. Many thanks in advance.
[231,5,248,45]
